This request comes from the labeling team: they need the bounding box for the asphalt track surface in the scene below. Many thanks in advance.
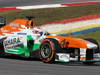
[0,0,100,75]
[0,55,100,75]
[0,0,100,7]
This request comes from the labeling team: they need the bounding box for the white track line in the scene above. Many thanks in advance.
[16,4,66,9]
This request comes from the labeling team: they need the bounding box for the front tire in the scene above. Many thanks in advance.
[83,38,99,65]
[84,38,99,53]
[39,38,61,63]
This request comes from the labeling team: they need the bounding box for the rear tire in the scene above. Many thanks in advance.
[0,38,5,54]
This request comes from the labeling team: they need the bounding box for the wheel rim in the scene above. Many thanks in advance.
[40,43,52,59]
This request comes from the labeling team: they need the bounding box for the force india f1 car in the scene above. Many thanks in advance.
[0,16,100,65]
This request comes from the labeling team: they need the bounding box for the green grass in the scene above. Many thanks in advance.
[74,30,100,45]
[0,4,100,25]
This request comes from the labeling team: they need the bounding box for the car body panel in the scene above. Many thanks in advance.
[46,35,96,49]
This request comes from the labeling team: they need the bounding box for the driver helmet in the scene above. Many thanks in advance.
[32,27,42,34]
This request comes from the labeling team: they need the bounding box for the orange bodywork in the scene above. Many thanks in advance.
[8,19,34,29]
[46,35,89,49]
[0,19,34,35]
[0,29,3,35]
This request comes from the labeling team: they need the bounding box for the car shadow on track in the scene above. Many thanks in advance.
[53,61,100,66]
[0,54,100,66]
[0,54,40,61]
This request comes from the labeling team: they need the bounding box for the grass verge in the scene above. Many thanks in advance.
[0,4,100,25]
[74,30,100,45]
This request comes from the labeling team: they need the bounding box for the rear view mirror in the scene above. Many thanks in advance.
[0,16,6,27]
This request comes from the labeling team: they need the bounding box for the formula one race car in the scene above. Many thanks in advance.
[0,16,100,65]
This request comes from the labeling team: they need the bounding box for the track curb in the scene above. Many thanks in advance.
[0,1,100,12]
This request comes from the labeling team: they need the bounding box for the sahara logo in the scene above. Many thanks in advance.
[3,38,22,49]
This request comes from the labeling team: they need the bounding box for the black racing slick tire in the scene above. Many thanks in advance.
[39,38,61,63]
[84,38,100,53]
[83,38,99,65]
